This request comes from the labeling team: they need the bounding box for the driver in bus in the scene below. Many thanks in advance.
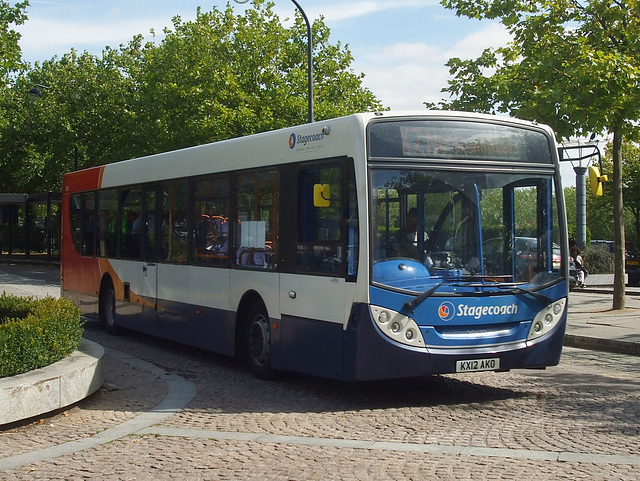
[393,208,431,267]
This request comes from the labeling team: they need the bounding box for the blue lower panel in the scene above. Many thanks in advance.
[342,303,565,381]
[273,315,345,380]
[156,299,236,357]
[118,296,237,357]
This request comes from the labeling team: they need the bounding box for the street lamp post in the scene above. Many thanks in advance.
[558,142,604,249]
[234,0,314,123]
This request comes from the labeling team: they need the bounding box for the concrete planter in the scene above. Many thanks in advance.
[0,339,104,426]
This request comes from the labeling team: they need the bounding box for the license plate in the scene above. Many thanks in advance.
[628,260,639,266]
[456,358,500,373]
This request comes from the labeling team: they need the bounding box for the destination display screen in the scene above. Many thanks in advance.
[369,119,553,163]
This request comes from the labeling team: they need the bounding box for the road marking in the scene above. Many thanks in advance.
[135,426,640,466]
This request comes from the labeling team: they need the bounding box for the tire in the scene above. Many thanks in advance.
[100,281,120,335]
[244,303,273,379]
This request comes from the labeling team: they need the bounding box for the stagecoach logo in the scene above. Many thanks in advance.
[289,130,326,149]
[438,301,519,321]
[438,301,455,321]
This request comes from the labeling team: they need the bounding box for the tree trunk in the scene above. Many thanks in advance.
[612,130,626,310]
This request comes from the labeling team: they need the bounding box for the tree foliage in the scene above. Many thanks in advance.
[0,0,27,79]
[430,0,640,309]
[0,0,382,192]
[432,0,640,141]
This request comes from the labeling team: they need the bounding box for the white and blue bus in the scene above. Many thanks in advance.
[62,111,569,381]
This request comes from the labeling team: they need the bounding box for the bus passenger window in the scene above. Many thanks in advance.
[69,194,83,255]
[120,188,142,260]
[97,189,118,258]
[193,176,229,266]
[161,180,188,264]
[235,170,278,270]
[81,193,96,256]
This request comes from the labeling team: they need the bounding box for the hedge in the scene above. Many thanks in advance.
[583,246,615,275]
[0,294,83,378]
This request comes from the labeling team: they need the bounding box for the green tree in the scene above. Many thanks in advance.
[0,0,27,79]
[0,0,382,192]
[621,142,640,250]
[133,2,381,152]
[0,0,28,135]
[429,0,640,309]
[1,50,139,191]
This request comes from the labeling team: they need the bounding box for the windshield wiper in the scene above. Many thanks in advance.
[497,285,552,304]
[403,281,446,312]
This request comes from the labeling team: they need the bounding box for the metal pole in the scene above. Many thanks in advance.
[574,165,587,249]
[290,0,314,123]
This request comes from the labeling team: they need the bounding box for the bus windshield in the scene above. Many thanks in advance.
[371,168,563,291]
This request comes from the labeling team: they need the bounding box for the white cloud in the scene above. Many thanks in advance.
[355,22,511,110]
[359,61,450,110]
[447,22,511,59]
[17,16,168,60]
[310,0,439,22]
[368,42,445,64]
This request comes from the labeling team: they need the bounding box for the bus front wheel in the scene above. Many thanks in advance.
[100,281,119,335]
[244,303,273,379]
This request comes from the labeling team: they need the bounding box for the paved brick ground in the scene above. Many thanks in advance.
[2,320,639,480]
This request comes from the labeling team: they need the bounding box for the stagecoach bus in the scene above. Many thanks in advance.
[61,111,569,381]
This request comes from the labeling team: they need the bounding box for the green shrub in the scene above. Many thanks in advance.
[583,246,615,274]
[0,294,83,378]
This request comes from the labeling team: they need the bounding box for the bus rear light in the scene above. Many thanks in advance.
[527,298,566,341]
[370,306,426,348]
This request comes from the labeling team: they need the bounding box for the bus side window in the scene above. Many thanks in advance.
[82,193,95,256]
[120,188,142,260]
[97,189,118,258]
[192,176,229,266]
[161,180,189,264]
[69,194,83,255]
[235,170,278,270]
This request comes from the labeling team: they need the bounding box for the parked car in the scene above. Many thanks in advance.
[590,240,640,287]
[626,245,640,286]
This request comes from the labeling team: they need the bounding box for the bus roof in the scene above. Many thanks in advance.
[63,111,555,192]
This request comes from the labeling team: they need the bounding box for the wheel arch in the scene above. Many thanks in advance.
[98,274,115,311]
[234,289,268,359]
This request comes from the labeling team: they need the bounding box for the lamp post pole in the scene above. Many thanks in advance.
[235,0,313,123]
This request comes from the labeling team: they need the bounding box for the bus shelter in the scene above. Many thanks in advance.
[0,193,61,263]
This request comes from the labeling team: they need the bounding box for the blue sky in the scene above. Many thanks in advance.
[16,0,511,111]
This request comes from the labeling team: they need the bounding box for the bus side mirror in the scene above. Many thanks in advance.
[314,184,331,207]
[588,165,608,196]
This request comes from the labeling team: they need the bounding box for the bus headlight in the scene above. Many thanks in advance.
[527,298,566,341]
[370,306,426,348]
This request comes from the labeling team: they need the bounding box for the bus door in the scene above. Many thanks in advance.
[278,161,356,378]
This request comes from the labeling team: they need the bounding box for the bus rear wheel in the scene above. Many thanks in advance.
[99,281,119,335]
[244,304,273,379]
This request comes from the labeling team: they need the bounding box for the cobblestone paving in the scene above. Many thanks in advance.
[0,354,167,458]
[3,437,638,481]
[2,320,638,480]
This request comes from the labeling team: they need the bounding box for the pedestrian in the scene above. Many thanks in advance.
[571,245,587,288]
